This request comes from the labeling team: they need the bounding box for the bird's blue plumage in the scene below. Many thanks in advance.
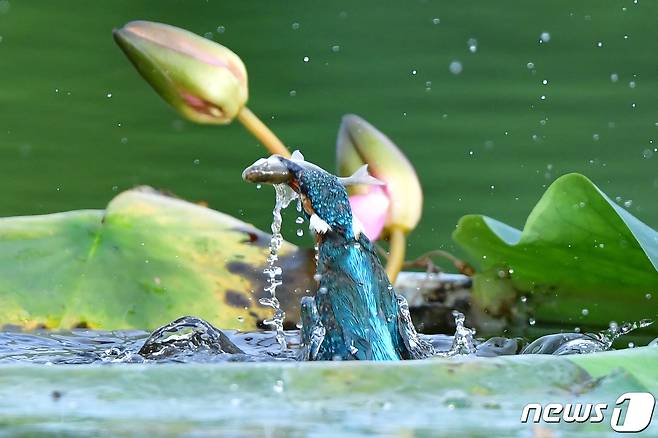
[251,155,433,361]
[314,232,404,360]
[288,163,355,239]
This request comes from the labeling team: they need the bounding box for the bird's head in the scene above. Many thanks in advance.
[243,151,383,240]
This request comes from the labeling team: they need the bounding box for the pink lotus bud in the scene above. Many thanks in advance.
[337,114,423,238]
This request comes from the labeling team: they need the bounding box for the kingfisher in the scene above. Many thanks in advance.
[243,151,434,361]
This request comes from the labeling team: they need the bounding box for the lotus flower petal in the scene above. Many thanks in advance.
[349,186,390,240]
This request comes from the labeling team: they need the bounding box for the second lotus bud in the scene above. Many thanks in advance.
[337,114,423,240]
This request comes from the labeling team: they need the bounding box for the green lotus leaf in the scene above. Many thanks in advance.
[0,347,655,435]
[0,187,312,330]
[453,173,658,334]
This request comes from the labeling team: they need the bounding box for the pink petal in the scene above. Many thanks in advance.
[349,186,390,240]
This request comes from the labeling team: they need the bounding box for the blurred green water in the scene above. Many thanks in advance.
[1,0,657,260]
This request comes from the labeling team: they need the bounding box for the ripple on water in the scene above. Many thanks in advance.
[0,315,651,364]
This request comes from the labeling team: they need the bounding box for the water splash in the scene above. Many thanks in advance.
[259,184,298,350]
[596,319,654,349]
[436,311,477,357]
[521,318,654,355]
[0,317,653,364]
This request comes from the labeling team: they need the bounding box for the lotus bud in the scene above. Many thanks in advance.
[113,21,248,124]
[337,114,423,238]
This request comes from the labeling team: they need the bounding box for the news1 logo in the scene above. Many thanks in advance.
[521,392,656,432]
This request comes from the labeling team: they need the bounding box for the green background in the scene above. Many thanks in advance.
[1,0,656,259]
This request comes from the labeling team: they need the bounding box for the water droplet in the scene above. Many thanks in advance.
[581,308,589,316]
[216,25,225,34]
[542,79,548,85]
[596,41,603,47]
[291,22,300,30]
[331,44,340,53]
[449,60,463,75]
[529,317,536,326]
[203,32,213,40]
[193,159,200,165]
[237,316,244,323]
[610,73,619,83]
[296,229,304,237]
[628,342,635,348]
[256,184,262,189]
[592,133,600,141]
[289,90,297,97]
[432,17,440,25]
[540,95,546,100]
[467,37,477,53]
[295,216,304,224]
[643,149,653,159]
[629,81,636,89]
[303,56,310,63]
[539,32,551,43]
[623,200,633,208]
[273,379,284,393]
[520,295,527,303]
[106,92,113,98]
[527,62,535,69]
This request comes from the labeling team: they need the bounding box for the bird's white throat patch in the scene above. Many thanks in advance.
[309,214,332,235]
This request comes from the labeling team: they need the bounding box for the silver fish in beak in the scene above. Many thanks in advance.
[242,155,292,184]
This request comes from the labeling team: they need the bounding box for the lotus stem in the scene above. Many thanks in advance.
[237,107,291,157]
[386,227,406,283]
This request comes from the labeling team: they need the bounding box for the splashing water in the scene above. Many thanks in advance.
[596,318,654,349]
[259,184,298,350]
[521,318,654,355]
[0,316,652,365]
[438,311,477,357]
